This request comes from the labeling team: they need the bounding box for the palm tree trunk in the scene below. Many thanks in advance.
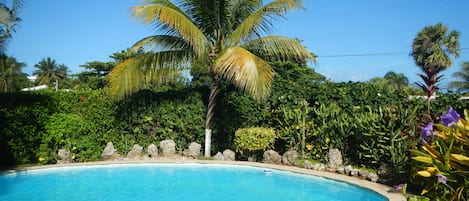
[204,76,220,157]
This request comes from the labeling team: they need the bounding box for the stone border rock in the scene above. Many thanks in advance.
[2,160,405,201]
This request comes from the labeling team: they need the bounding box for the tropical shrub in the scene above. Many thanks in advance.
[234,127,276,160]
[38,113,87,164]
[350,104,419,183]
[0,92,53,166]
[308,103,352,161]
[276,100,311,158]
[412,107,469,201]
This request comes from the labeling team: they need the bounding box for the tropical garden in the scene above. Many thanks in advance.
[0,0,468,201]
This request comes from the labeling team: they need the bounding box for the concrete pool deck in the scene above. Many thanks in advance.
[4,159,406,201]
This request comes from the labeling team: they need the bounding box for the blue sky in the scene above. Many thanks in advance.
[7,0,469,89]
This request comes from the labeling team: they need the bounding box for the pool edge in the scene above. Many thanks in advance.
[2,159,406,201]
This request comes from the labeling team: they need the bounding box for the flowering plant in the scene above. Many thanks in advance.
[412,107,469,201]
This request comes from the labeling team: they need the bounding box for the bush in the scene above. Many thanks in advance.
[0,92,53,166]
[114,89,205,152]
[350,104,419,184]
[0,87,206,167]
[234,127,276,159]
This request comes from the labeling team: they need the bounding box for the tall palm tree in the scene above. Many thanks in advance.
[0,53,27,92]
[0,0,26,52]
[33,57,65,85]
[411,23,460,114]
[449,62,469,94]
[108,0,315,157]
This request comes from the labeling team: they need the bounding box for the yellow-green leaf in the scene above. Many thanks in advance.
[417,170,432,177]
[422,144,440,159]
[450,154,469,166]
[425,167,437,174]
[413,156,433,164]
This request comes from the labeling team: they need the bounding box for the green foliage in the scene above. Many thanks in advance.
[38,113,86,164]
[449,62,469,94]
[0,93,52,166]
[350,104,419,183]
[277,100,311,158]
[412,109,469,201]
[407,196,431,201]
[33,57,68,86]
[0,86,208,168]
[234,127,276,158]
[115,88,205,152]
[309,103,352,161]
[0,54,29,92]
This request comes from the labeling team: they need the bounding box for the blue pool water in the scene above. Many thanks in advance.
[0,164,388,201]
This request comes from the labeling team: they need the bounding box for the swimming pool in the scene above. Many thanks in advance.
[0,163,388,201]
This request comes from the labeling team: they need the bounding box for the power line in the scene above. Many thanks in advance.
[318,48,469,58]
[319,52,409,58]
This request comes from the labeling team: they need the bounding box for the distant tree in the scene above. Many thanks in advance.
[383,71,409,86]
[57,64,69,78]
[449,62,469,94]
[411,23,460,114]
[33,57,68,86]
[109,48,142,64]
[369,71,412,94]
[0,0,26,52]
[80,61,114,77]
[76,61,114,89]
[0,53,28,92]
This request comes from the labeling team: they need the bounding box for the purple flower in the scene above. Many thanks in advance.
[421,122,435,144]
[440,107,460,127]
[436,174,448,184]
[393,183,404,190]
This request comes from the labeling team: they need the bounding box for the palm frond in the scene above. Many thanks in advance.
[179,0,223,41]
[8,0,26,13]
[225,0,262,32]
[132,3,208,56]
[143,0,186,15]
[131,35,191,52]
[448,81,469,90]
[108,57,145,100]
[108,51,191,100]
[228,0,304,45]
[242,36,315,63]
[213,46,273,101]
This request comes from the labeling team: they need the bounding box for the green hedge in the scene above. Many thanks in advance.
[0,87,205,168]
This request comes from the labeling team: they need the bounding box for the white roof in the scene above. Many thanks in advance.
[21,85,48,91]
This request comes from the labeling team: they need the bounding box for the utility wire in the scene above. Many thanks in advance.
[318,48,469,58]
[319,52,409,58]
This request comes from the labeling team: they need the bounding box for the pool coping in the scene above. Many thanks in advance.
[2,159,406,201]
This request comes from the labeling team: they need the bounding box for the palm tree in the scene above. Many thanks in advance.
[0,53,27,92]
[0,0,26,52]
[411,23,460,114]
[383,71,409,87]
[108,0,315,157]
[33,57,66,85]
[449,62,469,94]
